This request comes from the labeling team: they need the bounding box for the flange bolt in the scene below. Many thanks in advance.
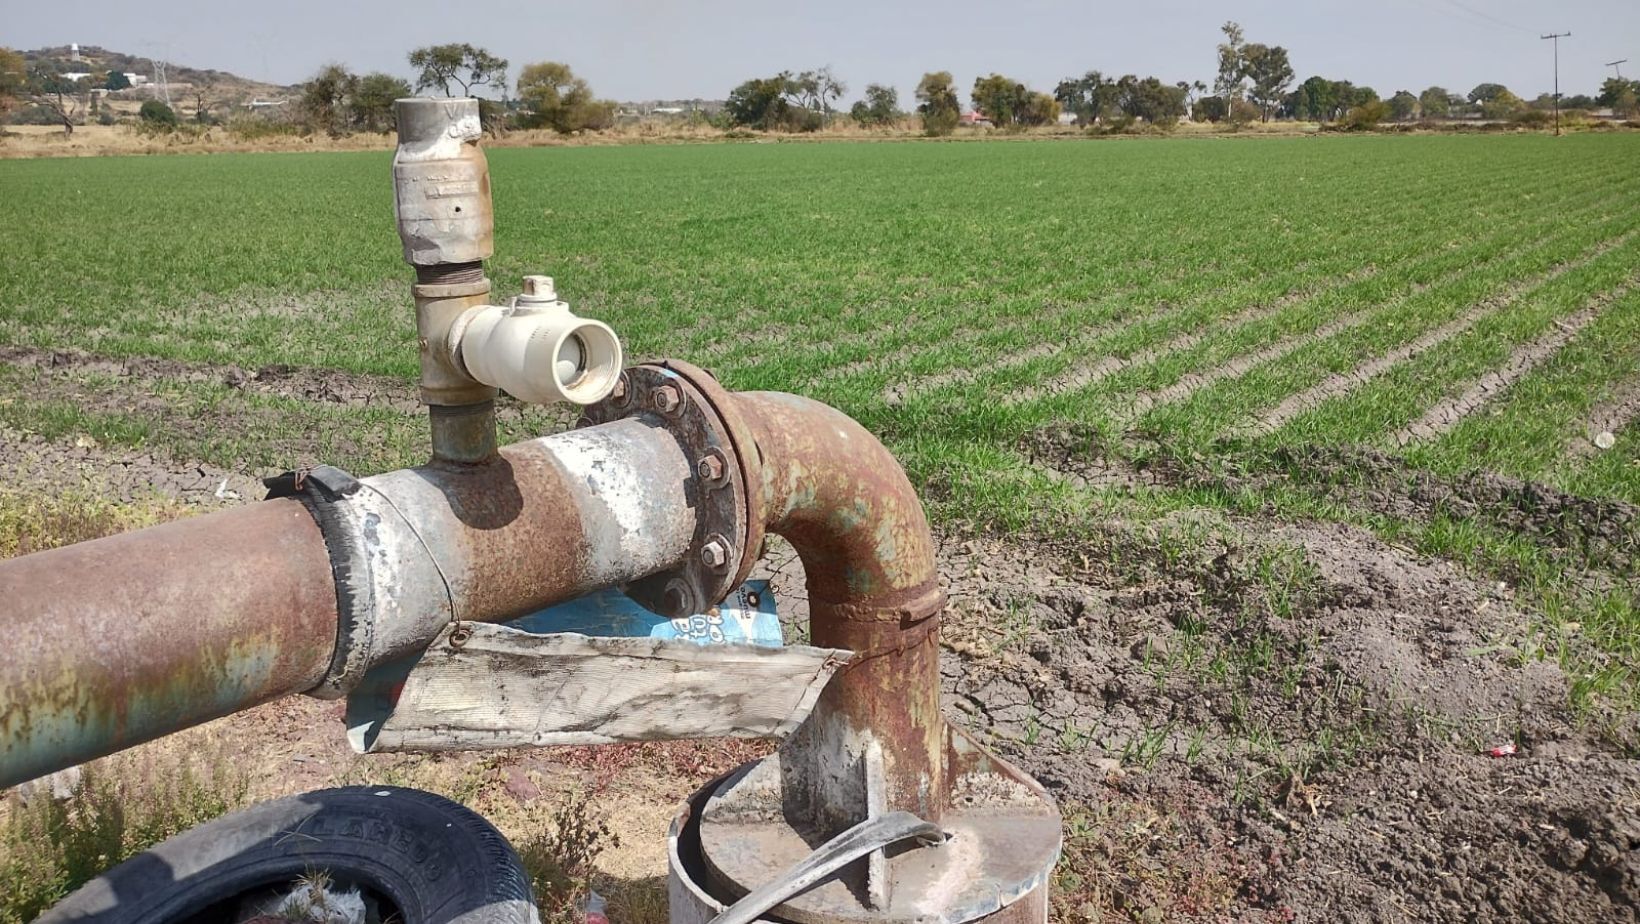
[653,384,684,416]
[697,451,727,487]
[701,535,733,572]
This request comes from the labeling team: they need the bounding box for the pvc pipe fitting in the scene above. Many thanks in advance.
[451,276,624,406]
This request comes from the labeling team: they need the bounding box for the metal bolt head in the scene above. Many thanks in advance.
[701,535,733,572]
[611,374,630,406]
[652,384,683,415]
[696,452,726,485]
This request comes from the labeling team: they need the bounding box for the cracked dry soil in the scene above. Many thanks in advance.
[7,405,1640,921]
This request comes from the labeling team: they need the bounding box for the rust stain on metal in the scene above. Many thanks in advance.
[0,499,337,788]
[735,391,949,820]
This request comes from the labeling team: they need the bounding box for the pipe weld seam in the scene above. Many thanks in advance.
[810,582,947,624]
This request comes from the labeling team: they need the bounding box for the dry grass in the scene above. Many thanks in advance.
[0,749,250,923]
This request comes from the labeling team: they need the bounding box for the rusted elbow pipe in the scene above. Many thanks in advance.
[736,392,948,823]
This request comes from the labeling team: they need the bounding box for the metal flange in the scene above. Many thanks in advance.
[584,360,765,618]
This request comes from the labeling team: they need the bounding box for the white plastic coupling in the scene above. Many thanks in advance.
[449,275,624,406]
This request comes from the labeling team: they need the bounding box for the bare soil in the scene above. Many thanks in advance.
[6,367,1640,921]
[1393,280,1635,446]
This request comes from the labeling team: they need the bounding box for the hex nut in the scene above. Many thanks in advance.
[701,536,733,571]
[653,385,684,415]
[662,579,693,617]
[610,374,630,406]
[697,452,726,485]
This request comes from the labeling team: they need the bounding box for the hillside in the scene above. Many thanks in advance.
[20,45,292,101]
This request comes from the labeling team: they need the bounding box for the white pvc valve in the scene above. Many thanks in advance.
[452,276,623,406]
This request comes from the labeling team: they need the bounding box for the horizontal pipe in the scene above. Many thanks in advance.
[0,414,696,788]
[0,499,339,788]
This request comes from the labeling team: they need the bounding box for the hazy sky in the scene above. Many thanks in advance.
[6,1,1637,104]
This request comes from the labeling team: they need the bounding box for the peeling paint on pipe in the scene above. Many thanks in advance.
[0,499,338,788]
[0,415,697,788]
[734,392,948,827]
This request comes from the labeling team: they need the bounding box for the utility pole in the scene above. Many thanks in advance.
[1542,32,1570,136]
[1609,60,1629,79]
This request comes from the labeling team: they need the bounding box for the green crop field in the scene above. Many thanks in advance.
[4,133,1640,920]
[1,135,1636,492]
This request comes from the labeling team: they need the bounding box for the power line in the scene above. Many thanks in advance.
[1436,0,1536,35]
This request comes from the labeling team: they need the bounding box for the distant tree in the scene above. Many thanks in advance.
[1338,83,1379,114]
[1598,77,1640,116]
[352,72,411,132]
[850,83,899,126]
[517,62,614,133]
[1291,75,1337,121]
[1113,75,1189,126]
[724,73,819,131]
[1467,83,1510,105]
[1214,21,1248,115]
[138,99,177,127]
[23,67,85,134]
[103,68,131,91]
[1193,96,1227,122]
[1388,90,1419,121]
[407,43,508,97]
[1228,97,1260,126]
[1054,71,1119,125]
[970,75,1058,127]
[790,67,846,122]
[1021,91,1060,126]
[298,64,357,136]
[971,74,1023,125]
[1418,86,1451,119]
[916,71,961,136]
[1560,93,1596,110]
[1241,43,1293,121]
[1478,88,1524,120]
[725,74,789,129]
[0,48,24,116]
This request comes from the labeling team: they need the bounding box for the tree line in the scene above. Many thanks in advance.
[7,27,1636,140]
[292,44,615,137]
[724,21,1638,135]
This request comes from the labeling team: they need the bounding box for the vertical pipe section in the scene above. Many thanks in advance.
[0,500,338,788]
[734,392,949,829]
[394,98,500,462]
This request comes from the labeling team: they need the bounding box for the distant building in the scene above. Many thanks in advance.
[70,43,80,62]
[61,72,92,82]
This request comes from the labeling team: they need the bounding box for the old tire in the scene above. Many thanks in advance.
[41,785,537,924]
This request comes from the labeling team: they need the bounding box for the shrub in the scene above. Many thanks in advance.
[137,100,176,127]
[225,115,302,140]
[1510,108,1553,128]
[514,790,617,924]
[1339,100,1390,131]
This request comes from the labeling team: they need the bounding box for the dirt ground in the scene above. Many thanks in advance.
[4,364,1639,921]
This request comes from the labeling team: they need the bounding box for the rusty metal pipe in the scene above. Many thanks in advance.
[0,499,338,788]
[688,388,1060,922]
[734,392,947,826]
[0,414,697,788]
